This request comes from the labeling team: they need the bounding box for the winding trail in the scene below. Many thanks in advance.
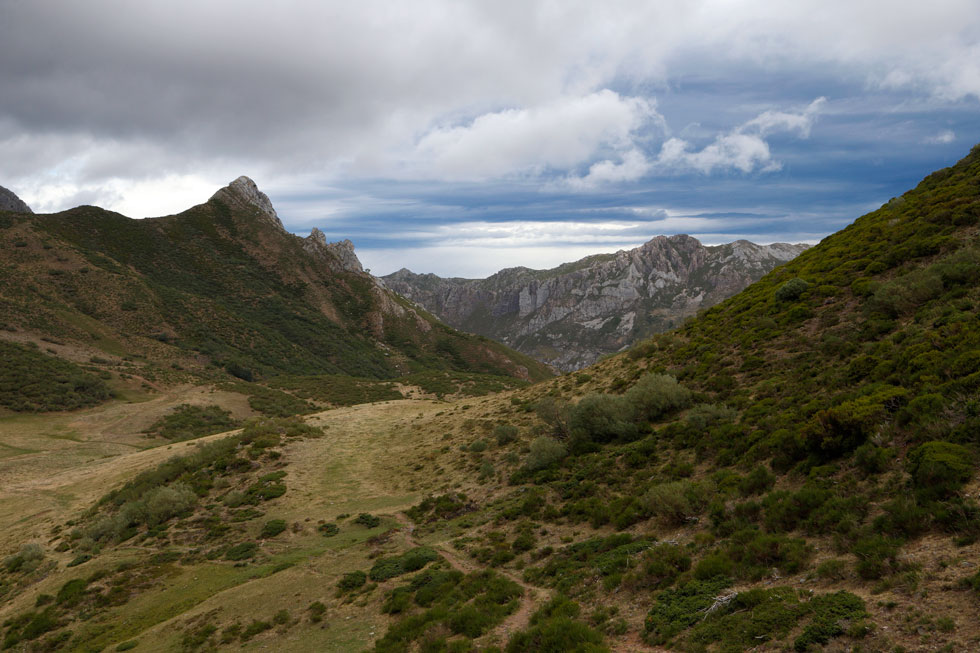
[391,512,551,641]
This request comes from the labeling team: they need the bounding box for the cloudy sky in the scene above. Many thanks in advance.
[2,1,979,277]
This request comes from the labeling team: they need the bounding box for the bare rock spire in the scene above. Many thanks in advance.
[210,176,283,230]
[0,185,33,214]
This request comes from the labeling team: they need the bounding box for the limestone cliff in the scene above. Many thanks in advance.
[384,235,808,371]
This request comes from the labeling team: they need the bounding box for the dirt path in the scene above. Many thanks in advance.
[390,512,550,641]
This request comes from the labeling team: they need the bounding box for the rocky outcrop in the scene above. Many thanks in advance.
[209,176,283,230]
[0,185,32,214]
[384,235,808,371]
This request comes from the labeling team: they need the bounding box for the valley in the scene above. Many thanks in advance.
[1,145,979,652]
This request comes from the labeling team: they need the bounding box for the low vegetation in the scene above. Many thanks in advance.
[0,340,110,412]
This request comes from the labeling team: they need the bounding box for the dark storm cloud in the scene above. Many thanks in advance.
[1,1,978,275]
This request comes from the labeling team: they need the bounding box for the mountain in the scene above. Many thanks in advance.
[384,236,807,371]
[1,147,978,653]
[0,176,552,399]
[0,184,32,214]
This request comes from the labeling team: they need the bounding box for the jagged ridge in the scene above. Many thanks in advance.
[384,235,807,371]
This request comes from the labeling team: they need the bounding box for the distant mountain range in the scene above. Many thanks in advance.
[384,236,808,370]
[0,177,551,384]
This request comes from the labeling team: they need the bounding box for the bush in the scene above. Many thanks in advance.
[694,553,734,580]
[907,441,974,501]
[308,601,327,623]
[644,578,731,644]
[337,570,367,593]
[260,519,287,538]
[625,374,692,423]
[369,547,439,582]
[793,591,867,651]
[569,393,638,443]
[629,543,690,590]
[494,424,519,446]
[353,513,381,528]
[685,403,736,431]
[525,437,567,472]
[225,542,258,561]
[144,404,239,441]
[506,596,609,652]
[642,480,711,527]
[144,481,198,525]
[56,578,89,607]
[852,535,900,579]
[775,278,809,302]
[318,522,340,537]
[738,466,775,496]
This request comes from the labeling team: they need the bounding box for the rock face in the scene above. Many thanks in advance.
[305,228,364,274]
[384,235,808,371]
[209,176,283,230]
[0,185,33,214]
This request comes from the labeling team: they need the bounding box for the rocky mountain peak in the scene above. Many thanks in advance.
[304,228,364,274]
[209,176,283,230]
[0,184,33,214]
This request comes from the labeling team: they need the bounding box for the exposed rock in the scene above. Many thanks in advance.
[384,235,808,371]
[209,176,283,230]
[0,185,33,214]
[304,228,365,274]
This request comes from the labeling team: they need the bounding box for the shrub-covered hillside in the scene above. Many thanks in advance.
[396,144,980,651]
[0,178,551,412]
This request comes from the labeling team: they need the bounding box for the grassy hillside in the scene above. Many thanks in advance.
[0,189,551,414]
[0,147,978,652]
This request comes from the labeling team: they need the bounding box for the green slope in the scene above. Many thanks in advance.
[413,144,980,651]
[0,189,551,412]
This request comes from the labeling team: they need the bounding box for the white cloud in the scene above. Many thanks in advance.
[741,97,827,137]
[412,91,659,180]
[925,129,956,144]
[655,97,826,174]
[564,149,653,189]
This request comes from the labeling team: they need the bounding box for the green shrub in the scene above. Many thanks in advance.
[775,278,809,302]
[685,403,736,431]
[815,558,847,581]
[144,404,239,441]
[644,578,731,644]
[629,543,690,590]
[239,619,271,641]
[852,535,900,579]
[793,591,867,651]
[569,393,638,443]
[625,374,692,423]
[0,341,110,412]
[56,577,89,607]
[337,570,367,593]
[686,587,804,650]
[353,513,381,528]
[308,601,327,623]
[507,596,609,652]
[694,553,734,580]
[369,547,439,582]
[260,519,287,538]
[853,442,892,475]
[738,465,775,496]
[144,481,197,525]
[642,480,711,527]
[525,437,567,472]
[494,424,519,445]
[224,542,258,561]
[318,523,340,537]
[907,441,973,500]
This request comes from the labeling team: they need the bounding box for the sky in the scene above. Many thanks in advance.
[1,1,979,277]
